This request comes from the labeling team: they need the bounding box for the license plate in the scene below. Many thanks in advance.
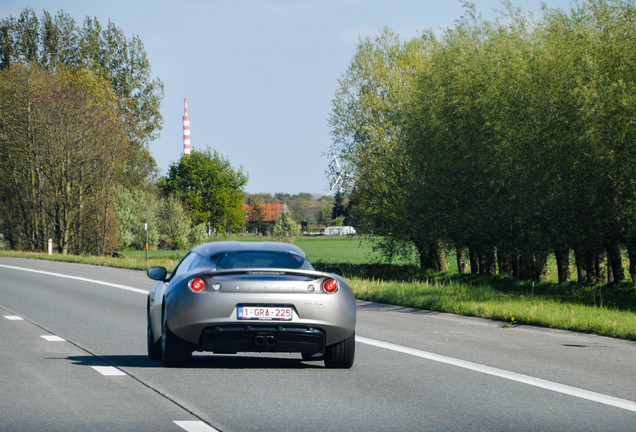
[237,306,293,321]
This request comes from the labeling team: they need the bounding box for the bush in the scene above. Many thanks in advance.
[273,211,301,243]
[189,223,208,247]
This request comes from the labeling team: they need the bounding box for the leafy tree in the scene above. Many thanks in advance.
[0,8,163,185]
[245,195,268,235]
[278,193,325,224]
[331,0,636,283]
[407,3,544,277]
[0,64,129,254]
[246,192,333,226]
[329,27,447,269]
[273,208,301,243]
[249,193,278,203]
[331,190,347,220]
[188,223,208,247]
[0,8,164,255]
[563,0,634,283]
[113,186,159,250]
[157,194,193,250]
[318,206,334,226]
[161,150,247,234]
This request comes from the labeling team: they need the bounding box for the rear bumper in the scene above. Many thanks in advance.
[198,325,325,354]
[167,289,356,346]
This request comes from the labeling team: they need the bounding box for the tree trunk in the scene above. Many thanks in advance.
[536,251,550,282]
[416,240,447,271]
[455,243,466,274]
[517,252,549,282]
[477,247,496,275]
[574,248,587,282]
[416,241,434,270]
[595,250,606,283]
[554,247,570,284]
[511,254,520,279]
[469,248,479,275]
[497,246,513,276]
[628,244,636,285]
[607,244,625,283]
[433,242,448,271]
[518,253,534,280]
[576,248,599,283]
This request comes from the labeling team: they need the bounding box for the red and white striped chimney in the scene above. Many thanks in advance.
[183,99,191,156]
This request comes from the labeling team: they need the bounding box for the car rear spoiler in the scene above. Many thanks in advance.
[203,268,342,278]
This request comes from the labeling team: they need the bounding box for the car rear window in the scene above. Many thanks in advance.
[211,251,308,270]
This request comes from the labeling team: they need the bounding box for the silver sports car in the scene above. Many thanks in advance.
[146,241,356,368]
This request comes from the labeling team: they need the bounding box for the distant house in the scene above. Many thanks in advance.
[243,202,287,235]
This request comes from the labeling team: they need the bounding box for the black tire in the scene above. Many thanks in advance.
[147,307,162,360]
[161,306,192,367]
[324,332,355,369]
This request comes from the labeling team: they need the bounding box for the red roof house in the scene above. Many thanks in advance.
[243,202,288,235]
[244,203,284,222]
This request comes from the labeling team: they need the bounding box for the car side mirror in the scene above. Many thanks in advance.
[147,266,168,281]
[324,267,343,277]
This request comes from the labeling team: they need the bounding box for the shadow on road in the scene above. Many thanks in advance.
[59,354,324,369]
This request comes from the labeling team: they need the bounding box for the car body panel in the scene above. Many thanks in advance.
[147,241,356,360]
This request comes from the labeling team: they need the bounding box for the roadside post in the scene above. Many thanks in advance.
[48,239,53,255]
[144,223,149,262]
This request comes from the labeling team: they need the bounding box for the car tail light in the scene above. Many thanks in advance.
[322,278,338,293]
[188,277,207,293]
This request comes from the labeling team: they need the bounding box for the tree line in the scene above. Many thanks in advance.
[247,192,336,228]
[330,0,636,283]
[0,8,164,254]
[0,8,250,254]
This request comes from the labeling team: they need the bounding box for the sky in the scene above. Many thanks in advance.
[2,0,574,194]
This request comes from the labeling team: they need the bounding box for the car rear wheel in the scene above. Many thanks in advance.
[147,307,162,360]
[324,332,355,369]
[161,306,192,367]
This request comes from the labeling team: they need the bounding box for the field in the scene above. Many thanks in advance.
[117,236,418,268]
[1,236,634,340]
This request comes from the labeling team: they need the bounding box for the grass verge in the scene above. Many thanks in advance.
[345,276,635,341]
[1,239,634,341]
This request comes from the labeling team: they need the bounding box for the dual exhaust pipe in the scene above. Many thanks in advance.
[254,335,276,346]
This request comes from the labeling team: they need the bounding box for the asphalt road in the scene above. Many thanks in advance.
[1,256,634,431]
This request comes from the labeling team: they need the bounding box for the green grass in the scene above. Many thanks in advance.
[119,236,409,268]
[297,236,406,264]
[1,236,634,340]
[347,276,636,340]
[0,250,167,270]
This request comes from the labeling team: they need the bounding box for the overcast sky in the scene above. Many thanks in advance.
[2,0,573,194]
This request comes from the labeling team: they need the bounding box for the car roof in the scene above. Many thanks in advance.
[191,241,308,259]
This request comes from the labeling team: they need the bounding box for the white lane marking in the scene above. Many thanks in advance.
[4,315,24,320]
[357,335,636,413]
[91,366,127,376]
[4,262,634,413]
[40,335,65,342]
[174,421,220,432]
[0,264,147,294]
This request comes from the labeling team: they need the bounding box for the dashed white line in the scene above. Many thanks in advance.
[1,266,220,431]
[40,335,65,342]
[356,335,636,413]
[174,420,220,432]
[3,262,635,414]
[91,366,127,376]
